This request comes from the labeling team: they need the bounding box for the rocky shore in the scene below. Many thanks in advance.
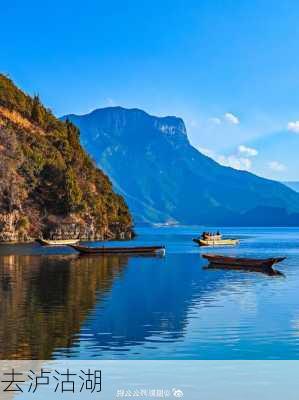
[0,211,133,243]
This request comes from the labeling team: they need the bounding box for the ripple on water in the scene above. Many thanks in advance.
[1,226,299,359]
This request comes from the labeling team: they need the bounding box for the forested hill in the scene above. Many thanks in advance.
[0,75,132,242]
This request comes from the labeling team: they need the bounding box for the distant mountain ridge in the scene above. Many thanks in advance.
[283,181,299,192]
[63,107,299,226]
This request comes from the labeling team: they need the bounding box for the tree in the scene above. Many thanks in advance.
[65,168,83,213]
[31,95,44,125]
[66,119,80,148]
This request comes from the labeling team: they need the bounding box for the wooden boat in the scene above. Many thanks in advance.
[69,244,166,255]
[193,238,239,247]
[37,238,80,246]
[202,254,285,273]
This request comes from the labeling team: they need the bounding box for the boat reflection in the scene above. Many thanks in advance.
[0,250,285,360]
[203,263,284,276]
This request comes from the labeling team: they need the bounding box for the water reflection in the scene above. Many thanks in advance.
[72,253,279,358]
[203,264,285,276]
[0,254,128,359]
[0,252,239,359]
[0,226,298,359]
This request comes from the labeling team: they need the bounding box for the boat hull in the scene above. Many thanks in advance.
[69,244,166,255]
[193,238,239,246]
[37,239,80,246]
[202,254,285,269]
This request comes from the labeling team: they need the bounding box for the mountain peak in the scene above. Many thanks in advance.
[63,106,188,144]
[63,106,299,225]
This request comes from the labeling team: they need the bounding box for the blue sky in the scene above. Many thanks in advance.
[1,0,299,180]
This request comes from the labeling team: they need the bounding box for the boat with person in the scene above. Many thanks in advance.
[193,231,239,247]
[37,238,80,246]
[202,254,285,275]
[194,238,239,246]
[68,244,166,255]
[203,232,222,240]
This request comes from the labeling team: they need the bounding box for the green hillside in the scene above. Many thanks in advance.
[0,74,132,241]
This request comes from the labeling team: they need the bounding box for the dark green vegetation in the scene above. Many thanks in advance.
[64,107,299,225]
[0,75,132,241]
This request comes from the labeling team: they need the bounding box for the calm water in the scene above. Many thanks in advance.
[1,226,299,360]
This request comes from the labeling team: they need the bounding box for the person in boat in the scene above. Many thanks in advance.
[201,231,222,240]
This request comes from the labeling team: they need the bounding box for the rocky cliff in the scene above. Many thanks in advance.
[0,75,132,242]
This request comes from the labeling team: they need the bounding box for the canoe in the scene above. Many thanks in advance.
[193,238,239,246]
[202,254,285,269]
[69,244,166,255]
[37,238,80,246]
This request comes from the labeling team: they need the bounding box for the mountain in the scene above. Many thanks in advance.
[63,107,299,226]
[0,75,132,242]
[283,181,299,192]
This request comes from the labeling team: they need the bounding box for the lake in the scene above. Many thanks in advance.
[1,226,299,360]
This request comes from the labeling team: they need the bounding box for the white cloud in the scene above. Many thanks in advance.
[218,155,252,171]
[238,144,258,157]
[197,146,215,158]
[287,121,299,133]
[105,97,115,106]
[268,161,286,172]
[208,112,240,126]
[197,146,252,171]
[189,119,198,128]
[220,144,258,170]
[209,117,221,125]
[224,112,240,125]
